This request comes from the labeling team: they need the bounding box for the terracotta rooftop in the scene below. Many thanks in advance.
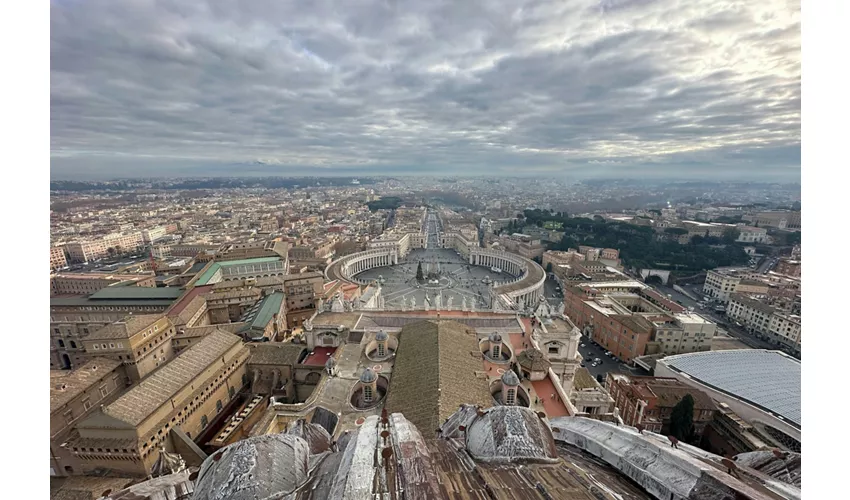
[50,358,123,414]
[101,330,243,426]
[247,343,307,366]
[384,320,493,434]
[85,314,165,341]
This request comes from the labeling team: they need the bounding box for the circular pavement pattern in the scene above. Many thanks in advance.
[354,248,519,310]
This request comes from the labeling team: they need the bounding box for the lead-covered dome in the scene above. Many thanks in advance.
[465,406,558,463]
[375,330,388,341]
[501,369,520,387]
[360,367,377,383]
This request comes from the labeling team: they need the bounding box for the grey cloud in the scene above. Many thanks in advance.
[51,0,800,180]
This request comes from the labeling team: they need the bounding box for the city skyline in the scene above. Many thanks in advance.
[51,0,800,180]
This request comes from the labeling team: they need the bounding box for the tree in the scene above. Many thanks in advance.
[722,227,740,244]
[670,394,695,443]
[416,262,424,282]
[545,262,553,273]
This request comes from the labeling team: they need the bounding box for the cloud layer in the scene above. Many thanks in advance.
[51,0,801,179]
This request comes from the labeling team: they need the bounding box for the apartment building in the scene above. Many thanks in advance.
[141,226,168,243]
[50,272,156,297]
[79,314,177,383]
[281,272,324,328]
[103,231,144,252]
[606,374,716,437]
[50,358,128,477]
[648,312,717,356]
[727,293,801,354]
[65,240,108,263]
[70,330,250,476]
[51,245,68,270]
[775,258,801,278]
[703,268,769,303]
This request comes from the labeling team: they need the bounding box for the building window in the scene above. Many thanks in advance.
[377,342,385,357]
[57,339,65,348]
[548,345,559,355]
[93,344,99,350]
[505,388,516,405]
[64,410,74,425]
[228,386,235,399]
[82,398,92,411]
[363,385,373,403]
[216,400,223,413]
[200,415,209,429]
[100,385,109,397]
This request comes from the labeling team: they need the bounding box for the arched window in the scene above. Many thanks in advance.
[57,339,65,348]
[363,385,373,403]
[377,342,385,357]
[492,344,501,359]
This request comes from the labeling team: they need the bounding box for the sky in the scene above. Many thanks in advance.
[50,0,801,180]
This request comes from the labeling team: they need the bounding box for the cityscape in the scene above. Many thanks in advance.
[49,177,802,499]
[44,0,808,499]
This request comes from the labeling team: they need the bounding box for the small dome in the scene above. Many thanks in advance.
[465,406,558,463]
[375,330,388,341]
[360,368,377,383]
[325,357,336,368]
[488,333,502,343]
[517,348,552,372]
[501,370,520,387]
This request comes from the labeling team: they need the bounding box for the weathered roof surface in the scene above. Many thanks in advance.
[101,330,243,426]
[573,367,597,391]
[551,417,793,500]
[516,348,552,372]
[195,257,282,285]
[193,434,310,500]
[86,314,164,341]
[286,420,332,455]
[247,342,306,366]
[384,320,493,434]
[88,287,185,300]
[734,451,801,488]
[174,323,245,338]
[659,350,801,428]
[465,406,559,463]
[310,312,361,330]
[51,476,135,500]
[107,469,194,500]
[50,358,122,413]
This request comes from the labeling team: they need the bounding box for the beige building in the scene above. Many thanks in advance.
[51,245,68,270]
[70,330,250,476]
[80,314,177,383]
[728,294,801,354]
[649,312,717,356]
[50,272,156,297]
[703,268,767,303]
[51,287,185,370]
[103,231,144,253]
[542,250,585,271]
[65,240,108,263]
[736,226,768,244]
[50,358,128,477]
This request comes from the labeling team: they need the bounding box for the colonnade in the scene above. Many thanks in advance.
[469,251,524,277]
[343,251,398,276]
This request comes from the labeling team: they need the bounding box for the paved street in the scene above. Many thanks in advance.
[577,334,645,381]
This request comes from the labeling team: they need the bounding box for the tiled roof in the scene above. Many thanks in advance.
[384,320,492,434]
[86,314,164,341]
[102,330,243,426]
[247,343,307,366]
[50,358,123,413]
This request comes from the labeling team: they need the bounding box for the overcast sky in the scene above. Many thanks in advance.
[50,0,800,180]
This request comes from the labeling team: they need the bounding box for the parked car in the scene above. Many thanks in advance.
[594,358,602,363]
[604,351,612,357]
